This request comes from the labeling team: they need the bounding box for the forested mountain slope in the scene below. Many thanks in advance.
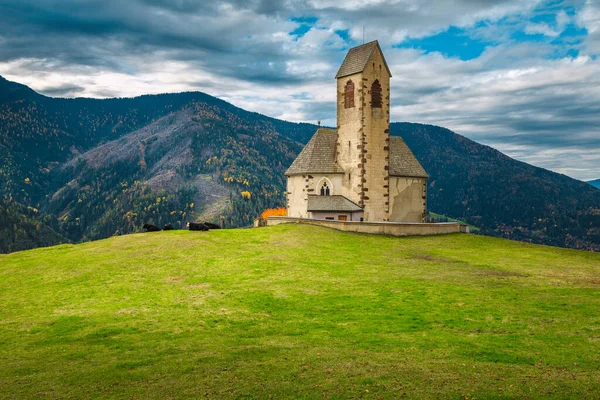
[47,105,304,241]
[1,76,598,252]
[0,76,312,249]
[0,198,69,253]
[0,76,313,206]
[393,123,600,250]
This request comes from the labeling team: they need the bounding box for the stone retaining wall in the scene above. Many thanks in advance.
[265,217,467,236]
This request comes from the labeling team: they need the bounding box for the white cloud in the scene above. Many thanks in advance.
[577,0,600,54]
[523,9,571,38]
[0,0,598,180]
[524,22,561,37]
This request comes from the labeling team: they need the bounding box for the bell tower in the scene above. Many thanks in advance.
[335,41,392,221]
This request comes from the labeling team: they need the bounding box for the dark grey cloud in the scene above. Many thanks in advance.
[0,0,301,83]
[0,0,543,84]
[39,83,85,97]
[0,0,598,180]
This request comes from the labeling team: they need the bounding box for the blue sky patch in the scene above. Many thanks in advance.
[335,29,350,42]
[290,16,318,39]
[395,26,494,60]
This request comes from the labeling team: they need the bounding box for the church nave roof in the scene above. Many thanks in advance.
[285,128,344,176]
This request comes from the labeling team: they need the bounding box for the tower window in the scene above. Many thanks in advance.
[320,181,331,196]
[344,80,355,109]
[371,79,382,108]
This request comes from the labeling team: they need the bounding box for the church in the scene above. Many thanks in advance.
[285,41,429,223]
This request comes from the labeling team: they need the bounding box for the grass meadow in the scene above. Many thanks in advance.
[1,224,599,398]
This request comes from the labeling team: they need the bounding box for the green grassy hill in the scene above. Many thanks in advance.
[1,225,599,399]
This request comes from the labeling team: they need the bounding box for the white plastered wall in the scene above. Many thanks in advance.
[287,174,344,218]
[388,176,427,222]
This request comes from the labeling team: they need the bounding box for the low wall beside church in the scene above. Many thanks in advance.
[265,217,467,236]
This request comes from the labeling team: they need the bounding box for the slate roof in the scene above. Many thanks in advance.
[285,128,344,175]
[389,136,429,178]
[307,195,363,212]
[287,129,428,179]
[335,40,392,79]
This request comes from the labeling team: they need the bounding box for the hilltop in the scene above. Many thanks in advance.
[1,76,598,252]
[1,225,599,398]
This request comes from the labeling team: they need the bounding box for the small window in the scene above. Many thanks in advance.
[371,80,382,108]
[338,215,348,221]
[344,80,355,109]
[325,217,334,220]
[320,181,331,196]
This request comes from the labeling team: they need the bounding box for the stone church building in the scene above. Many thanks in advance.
[285,41,428,222]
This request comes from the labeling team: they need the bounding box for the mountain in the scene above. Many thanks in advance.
[46,105,305,242]
[588,179,600,189]
[0,198,69,253]
[394,123,600,251]
[0,76,314,247]
[0,76,599,252]
[0,76,313,207]
[1,224,599,398]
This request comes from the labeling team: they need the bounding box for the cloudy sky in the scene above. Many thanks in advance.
[1,0,599,181]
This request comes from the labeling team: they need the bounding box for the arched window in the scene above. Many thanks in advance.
[371,79,382,108]
[320,181,331,196]
[344,80,355,109]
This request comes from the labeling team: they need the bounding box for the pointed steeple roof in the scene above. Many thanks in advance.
[335,40,392,79]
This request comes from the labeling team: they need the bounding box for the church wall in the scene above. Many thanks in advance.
[360,48,390,221]
[313,174,343,195]
[286,174,344,218]
[336,72,364,206]
[388,176,427,222]
[286,175,308,218]
[309,210,364,221]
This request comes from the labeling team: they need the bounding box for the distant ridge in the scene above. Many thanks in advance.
[393,122,599,251]
[588,179,600,189]
[0,76,598,252]
[0,75,40,102]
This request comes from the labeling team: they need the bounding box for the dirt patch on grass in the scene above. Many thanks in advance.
[476,269,528,277]
[572,277,600,286]
[413,253,453,263]
[166,276,185,283]
[191,282,211,288]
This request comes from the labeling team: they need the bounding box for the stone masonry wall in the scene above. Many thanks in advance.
[336,72,364,207]
[266,217,465,236]
[360,48,391,221]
